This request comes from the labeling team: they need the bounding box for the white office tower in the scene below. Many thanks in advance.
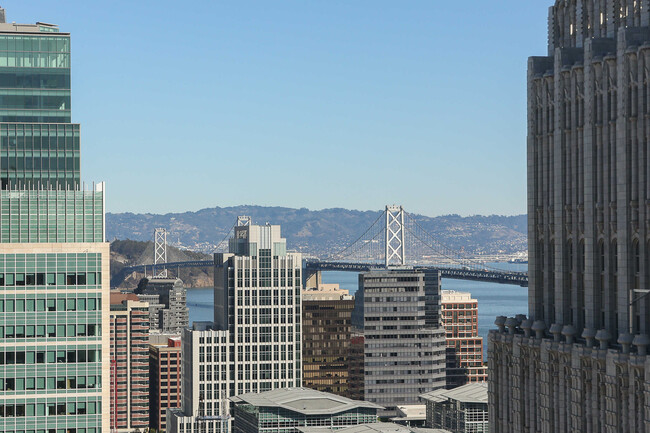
[168,222,302,433]
[215,223,303,395]
[168,323,231,433]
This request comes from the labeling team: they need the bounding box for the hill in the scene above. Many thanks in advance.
[110,239,212,289]
[107,205,526,261]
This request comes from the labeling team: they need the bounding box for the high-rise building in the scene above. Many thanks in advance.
[440,291,486,388]
[302,284,354,396]
[135,276,189,334]
[168,222,303,433]
[0,9,111,433]
[149,337,183,433]
[168,322,231,433]
[347,333,365,402]
[489,2,650,432]
[354,269,446,417]
[109,292,150,431]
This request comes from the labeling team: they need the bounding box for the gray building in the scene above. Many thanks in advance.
[489,1,650,433]
[420,383,488,433]
[231,387,381,433]
[135,276,189,334]
[355,269,446,416]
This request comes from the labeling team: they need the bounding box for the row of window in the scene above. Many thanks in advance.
[0,400,100,418]
[442,303,478,309]
[365,286,420,293]
[0,323,101,339]
[2,155,79,172]
[0,52,70,69]
[0,272,100,286]
[1,375,100,391]
[0,70,70,91]
[0,35,70,53]
[4,427,101,433]
[0,348,101,364]
[0,297,100,312]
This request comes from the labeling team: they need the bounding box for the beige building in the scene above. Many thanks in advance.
[489,1,650,432]
[440,291,486,388]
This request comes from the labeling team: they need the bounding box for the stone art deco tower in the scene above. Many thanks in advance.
[489,1,650,432]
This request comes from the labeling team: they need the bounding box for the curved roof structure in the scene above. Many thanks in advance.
[230,387,383,415]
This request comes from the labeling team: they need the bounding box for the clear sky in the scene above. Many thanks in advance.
[5,1,551,216]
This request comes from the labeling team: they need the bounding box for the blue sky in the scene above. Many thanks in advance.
[5,1,550,216]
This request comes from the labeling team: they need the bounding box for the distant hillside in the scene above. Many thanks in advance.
[110,239,212,289]
[107,206,527,259]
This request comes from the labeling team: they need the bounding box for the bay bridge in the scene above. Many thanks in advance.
[111,206,528,288]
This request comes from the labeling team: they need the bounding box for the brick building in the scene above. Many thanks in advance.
[110,292,150,431]
[150,337,182,432]
[440,290,486,388]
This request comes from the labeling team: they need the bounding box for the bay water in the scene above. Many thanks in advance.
[186,263,528,358]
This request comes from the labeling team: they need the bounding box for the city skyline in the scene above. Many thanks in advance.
[2,0,548,217]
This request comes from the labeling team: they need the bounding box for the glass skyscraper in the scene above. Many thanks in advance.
[0,9,110,433]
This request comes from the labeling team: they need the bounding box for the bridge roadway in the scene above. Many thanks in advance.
[113,259,528,287]
[305,261,528,287]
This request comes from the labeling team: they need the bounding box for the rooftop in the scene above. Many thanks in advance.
[420,383,488,405]
[297,423,451,433]
[0,8,64,35]
[440,290,476,303]
[391,405,426,422]
[110,291,140,305]
[231,388,383,416]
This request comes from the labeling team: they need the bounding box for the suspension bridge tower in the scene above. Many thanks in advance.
[385,205,406,267]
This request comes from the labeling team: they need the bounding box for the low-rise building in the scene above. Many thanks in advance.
[150,336,182,432]
[390,406,426,427]
[420,383,488,433]
[297,423,451,433]
[231,388,382,433]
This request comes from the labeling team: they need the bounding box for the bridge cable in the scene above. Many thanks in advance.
[210,221,238,254]
[323,211,385,262]
[404,211,504,271]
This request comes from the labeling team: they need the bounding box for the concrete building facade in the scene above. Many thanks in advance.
[489,1,650,432]
[109,293,150,431]
[135,277,189,335]
[355,269,446,416]
[149,336,182,432]
[440,291,486,388]
[421,383,488,433]
[0,9,111,433]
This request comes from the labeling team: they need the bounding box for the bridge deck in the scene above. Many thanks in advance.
[113,259,527,288]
